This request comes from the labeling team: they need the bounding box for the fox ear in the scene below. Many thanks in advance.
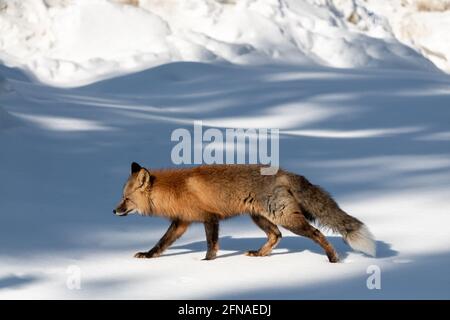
[131,162,141,174]
[137,168,152,188]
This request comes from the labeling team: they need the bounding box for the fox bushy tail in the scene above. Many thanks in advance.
[291,175,376,257]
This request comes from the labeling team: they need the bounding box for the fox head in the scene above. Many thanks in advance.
[113,162,153,216]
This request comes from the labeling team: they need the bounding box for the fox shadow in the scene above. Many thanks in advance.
[170,236,397,260]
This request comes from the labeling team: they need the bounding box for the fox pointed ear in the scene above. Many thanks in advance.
[137,168,152,188]
[131,162,142,174]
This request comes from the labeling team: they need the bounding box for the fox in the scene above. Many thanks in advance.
[113,162,376,262]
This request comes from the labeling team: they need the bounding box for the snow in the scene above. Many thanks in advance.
[1,0,450,299]
[344,0,450,73]
[11,113,114,131]
[0,0,439,86]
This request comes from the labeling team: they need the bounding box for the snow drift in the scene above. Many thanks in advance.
[354,0,450,73]
[0,0,439,86]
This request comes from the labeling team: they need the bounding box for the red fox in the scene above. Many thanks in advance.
[113,162,375,262]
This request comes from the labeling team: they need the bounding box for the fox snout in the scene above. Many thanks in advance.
[113,201,129,216]
[113,209,128,216]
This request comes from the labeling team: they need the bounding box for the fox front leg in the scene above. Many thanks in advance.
[134,220,190,258]
[203,218,219,260]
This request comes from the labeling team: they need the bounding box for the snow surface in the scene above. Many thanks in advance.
[0,0,450,299]
[357,0,450,73]
[0,0,439,86]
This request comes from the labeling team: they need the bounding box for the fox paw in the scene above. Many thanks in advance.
[328,255,340,263]
[245,250,266,257]
[202,253,217,261]
[134,251,158,259]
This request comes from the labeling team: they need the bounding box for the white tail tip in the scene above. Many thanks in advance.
[345,225,376,257]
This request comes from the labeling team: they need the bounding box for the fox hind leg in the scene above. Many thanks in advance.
[264,186,339,262]
[203,218,219,260]
[134,220,190,259]
[246,215,282,257]
[279,212,339,263]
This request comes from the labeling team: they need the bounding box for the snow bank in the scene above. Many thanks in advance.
[347,0,450,73]
[0,0,436,86]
